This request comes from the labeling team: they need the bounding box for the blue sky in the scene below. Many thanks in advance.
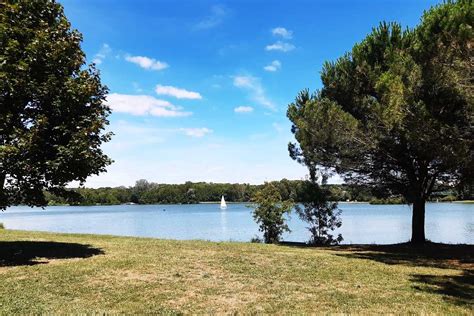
[61,0,440,187]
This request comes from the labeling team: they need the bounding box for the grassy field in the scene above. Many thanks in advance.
[0,230,472,314]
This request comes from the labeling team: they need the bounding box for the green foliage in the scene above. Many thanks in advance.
[39,179,465,206]
[43,180,267,205]
[288,1,473,243]
[296,180,342,245]
[440,195,457,202]
[326,184,373,201]
[250,236,262,243]
[369,197,405,205]
[457,182,474,200]
[0,0,112,209]
[0,223,4,229]
[251,183,293,244]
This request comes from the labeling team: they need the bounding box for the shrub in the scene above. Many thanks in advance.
[251,183,293,244]
[296,180,343,245]
[250,236,262,243]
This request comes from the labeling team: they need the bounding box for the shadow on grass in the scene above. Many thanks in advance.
[328,242,473,308]
[0,241,104,266]
[279,241,472,268]
[279,241,473,307]
[411,270,473,307]
[332,242,473,270]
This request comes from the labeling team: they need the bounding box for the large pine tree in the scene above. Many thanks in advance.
[288,0,473,243]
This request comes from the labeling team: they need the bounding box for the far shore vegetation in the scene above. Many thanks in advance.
[41,179,473,206]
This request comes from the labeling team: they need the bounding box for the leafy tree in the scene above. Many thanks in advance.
[296,180,342,245]
[0,0,112,209]
[185,188,197,203]
[252,183,293,244]
[288,1,473,243]
[131,179,156,203]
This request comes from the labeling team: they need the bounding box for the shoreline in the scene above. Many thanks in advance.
[36,200,474,207]
[2,228,473,246]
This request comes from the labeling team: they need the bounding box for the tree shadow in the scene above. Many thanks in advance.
[0,241,104,266]
[411,270,473,307]
[332,242,473,270]
[331,242,474,307]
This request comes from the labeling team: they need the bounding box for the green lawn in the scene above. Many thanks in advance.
[0,229,472,314]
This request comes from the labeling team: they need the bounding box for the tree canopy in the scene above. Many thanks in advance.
[0,0,112,209]
[288,0,473,243]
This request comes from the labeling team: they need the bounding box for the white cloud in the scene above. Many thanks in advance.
[92,43,111,65]
[234,106,254,113]
[233,75,275,110]
[264,60,281,72]
[272,27,293,39]
[265,41,295,52]
[179,128,213,138]
[149,107,191,117]
[233,76,253,88]
[194,5,228,30]
[125,55,169,71]
[106,93,191,117]
[155,85,202,100]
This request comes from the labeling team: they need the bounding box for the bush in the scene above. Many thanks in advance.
[0,223,4,229]
[296,180,343,245]
[251,183,293,244]
[250,236,262,243]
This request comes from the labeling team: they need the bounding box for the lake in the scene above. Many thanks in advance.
[1,203,473,244]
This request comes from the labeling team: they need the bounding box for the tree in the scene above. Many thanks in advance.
[0,0,112,209]
[185,188,198,204]
[287,1,473,244]
[252,183,293,244]
[296,180,342,245]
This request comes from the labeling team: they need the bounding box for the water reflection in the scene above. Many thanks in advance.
[220,209,228,237]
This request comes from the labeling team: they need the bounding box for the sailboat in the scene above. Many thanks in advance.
[220,195,227,210]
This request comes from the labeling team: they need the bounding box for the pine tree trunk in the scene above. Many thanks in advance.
[411,197,426,244]
[0,173,5,209]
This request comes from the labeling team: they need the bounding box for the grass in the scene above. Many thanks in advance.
[455,200,474,204]
[0,230,472,314]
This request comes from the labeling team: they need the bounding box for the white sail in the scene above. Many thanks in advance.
[220,195,227,210]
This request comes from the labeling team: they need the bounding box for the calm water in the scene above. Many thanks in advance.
[1,203,472,244]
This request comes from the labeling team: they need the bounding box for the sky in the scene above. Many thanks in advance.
[61,0,440,188]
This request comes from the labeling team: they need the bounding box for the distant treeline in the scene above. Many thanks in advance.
[44,179,470,206]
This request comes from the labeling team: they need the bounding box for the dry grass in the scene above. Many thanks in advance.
[0,229,472,314]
